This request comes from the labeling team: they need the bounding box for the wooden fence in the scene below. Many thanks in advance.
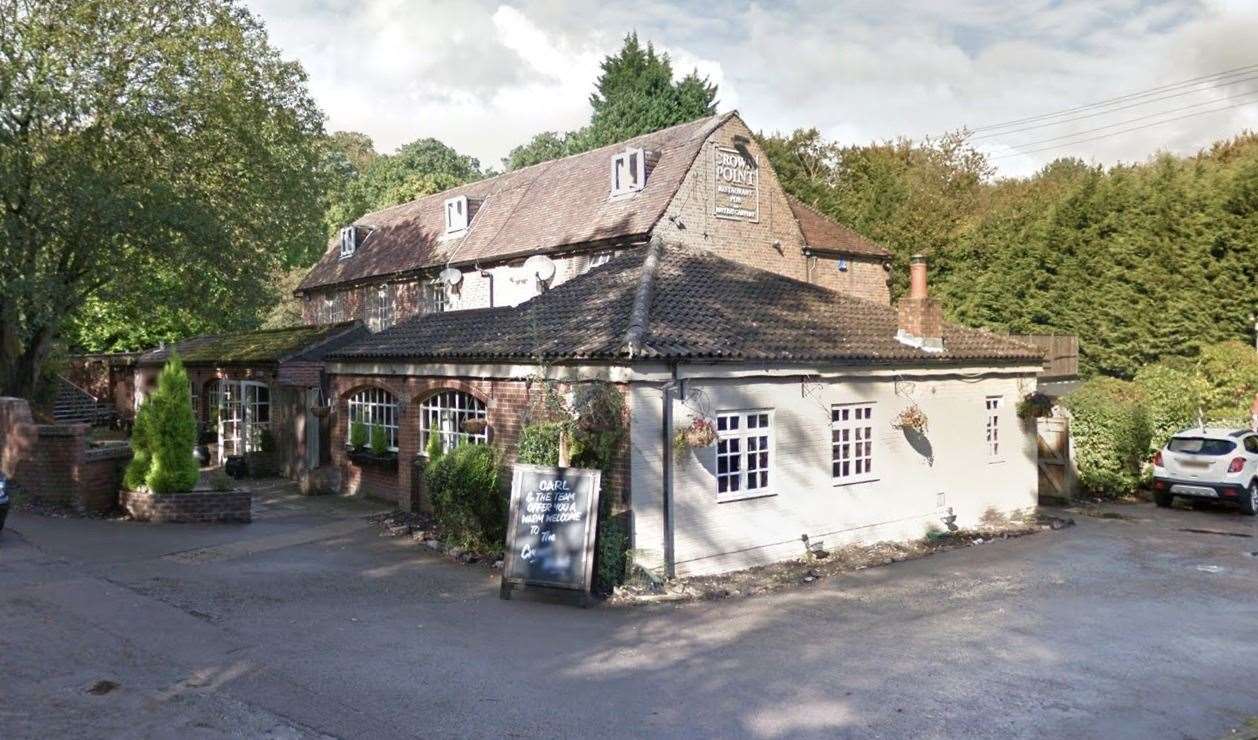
[1009,335,1079,379]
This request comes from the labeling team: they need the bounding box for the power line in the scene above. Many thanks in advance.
[991,88,1258,151]
[990,98,1258,160]
[970,62,1258,133]
[969,73,1258,141]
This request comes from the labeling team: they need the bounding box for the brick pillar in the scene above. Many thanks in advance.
[396,398,420,511]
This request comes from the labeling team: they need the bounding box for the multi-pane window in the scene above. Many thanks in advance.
[832,403,875,483]
[347,388,398,451]
[715,410,773,501]
[423,281,448,313]
[420,390,488,453]
[210,379,269,457]
[986,396,1002,460]
[367,284,393,332]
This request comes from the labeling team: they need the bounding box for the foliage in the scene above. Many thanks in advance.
[759,127,1258,379]
[673,416,716,453]
[426,444,504,552]
[892,405,929,434]
[127,353,200,493]
[1016,392,1055,420]
[502,33,718,170]
[349,421,367,449]
[369,425,389,455]
[1,0,329,376]
[1195,341,1258,422]
[1133,363,1206,453]
[1063,378,1151,497]
[425,428,445,461]
[595,516,629,595]
[516,422,563,466]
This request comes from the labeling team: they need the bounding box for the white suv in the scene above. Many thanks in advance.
[1152,428,1258,515]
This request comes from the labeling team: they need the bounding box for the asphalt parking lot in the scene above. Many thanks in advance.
[1,484,1256,739]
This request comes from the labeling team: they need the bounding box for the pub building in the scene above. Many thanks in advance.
[146,111,1044,576]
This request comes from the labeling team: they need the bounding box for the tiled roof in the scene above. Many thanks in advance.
[331,243,1041,366]
[138,322,365,366]
[298,114,735,292]
[786,195,892,258]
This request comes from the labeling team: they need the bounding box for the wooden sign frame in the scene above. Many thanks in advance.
[500,464,601,605]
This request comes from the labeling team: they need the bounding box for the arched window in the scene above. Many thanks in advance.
[420,390,487,453]
[347,388,398,450]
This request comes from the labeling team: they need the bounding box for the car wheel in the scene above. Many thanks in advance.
[1154,492,1173,508]
[1242,481,1258,517]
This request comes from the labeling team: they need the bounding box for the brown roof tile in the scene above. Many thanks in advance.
[331,243,1041,367]
[298,114,735,292]
[786,195,892,258]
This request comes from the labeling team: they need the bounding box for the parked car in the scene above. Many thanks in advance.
[0,471,9,532]
[1151,428,1258,515]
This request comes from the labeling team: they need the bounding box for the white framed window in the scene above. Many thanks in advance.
[581,251,613,275]
[423,280,448,313]
[339,226,357,258]
[367,284,393,332]
[610,148,645,196]
[210,379,270,458]
[986,396,1003,460]
[420,390,488,453]
[715,410,773,502]
[346,388,399,451]
[832,403,876,484]
[444,195,468,234]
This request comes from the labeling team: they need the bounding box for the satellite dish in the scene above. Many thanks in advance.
[524,255,556,283]
[439,267,463,287]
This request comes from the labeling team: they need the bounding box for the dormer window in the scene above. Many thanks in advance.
[610,148,646,197]
[444,195,469,234]
[339,226,358,259]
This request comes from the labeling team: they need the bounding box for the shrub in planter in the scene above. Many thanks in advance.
[1063,377,1151,497]
[426,444,504,552]
[123,398,154,491]
[369,425,390,456]
[125,352,199,493]
[349,421,368,450]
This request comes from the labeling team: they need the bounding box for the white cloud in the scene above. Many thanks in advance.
[246,0,1258,178]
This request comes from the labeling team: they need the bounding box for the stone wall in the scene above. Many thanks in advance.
[121,488,251,523]
[0,397,132,514]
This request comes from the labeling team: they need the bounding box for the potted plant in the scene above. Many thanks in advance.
[349,424,398,470]
[1017,391,1054,420]
[349,420,368,451]
[461,418,487,435]
[673,416,717,453]
[892,404,929,434]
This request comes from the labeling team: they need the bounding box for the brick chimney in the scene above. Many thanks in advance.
[895,254,944,352]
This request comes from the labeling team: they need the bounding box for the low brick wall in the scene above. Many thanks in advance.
[121,488,252,523]
[80,445,133,514]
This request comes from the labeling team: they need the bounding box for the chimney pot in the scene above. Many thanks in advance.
[896,254,944,353]
[909,254,928,300]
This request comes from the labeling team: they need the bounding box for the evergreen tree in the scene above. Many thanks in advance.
[142,352,200,493]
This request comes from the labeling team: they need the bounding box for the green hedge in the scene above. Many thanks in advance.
[1063,377,1151,497]
[1196,341,1258,422]
[426,444,505,552]
[1133,363,1204,453]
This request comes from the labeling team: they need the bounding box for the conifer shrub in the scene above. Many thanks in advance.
[369,424,389,455]
[425,428,444,461]
[123,398,154,491]
[425,443,504,552]
[1063,377,1151,497]
[349,421,367,449]
[126,352,200,493]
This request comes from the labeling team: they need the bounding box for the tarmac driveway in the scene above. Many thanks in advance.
[1,484,1256,739]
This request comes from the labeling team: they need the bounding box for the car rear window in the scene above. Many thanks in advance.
[1168,437,1237,455]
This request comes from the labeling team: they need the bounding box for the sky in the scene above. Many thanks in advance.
[246,0,1258,178]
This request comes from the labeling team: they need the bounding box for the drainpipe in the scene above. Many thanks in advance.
[661,364,677,579]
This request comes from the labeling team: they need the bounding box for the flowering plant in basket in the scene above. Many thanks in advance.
[892,404,929,434]
[673,416,717,453]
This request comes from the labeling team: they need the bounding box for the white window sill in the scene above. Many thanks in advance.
[716,490,777,504]
[833,477,879,488]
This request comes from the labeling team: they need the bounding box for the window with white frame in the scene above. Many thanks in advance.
[423,280,448,313]
[367,284,393,332]
[715,410,773,501]
[420,390,488,453]
[210,379,270,457]
[581,251,613,275]
[346,388,399,451]
[610,148,645,196]
[444,195,468,234]
[985,396,1003,460]
[339,226,357,258]
[831,403,875,484]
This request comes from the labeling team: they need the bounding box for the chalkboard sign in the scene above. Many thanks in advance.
[500,464,601,600]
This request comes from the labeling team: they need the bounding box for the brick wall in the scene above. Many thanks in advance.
[121,488,251,523]
[327,373,631,515]
[0,397,131,514]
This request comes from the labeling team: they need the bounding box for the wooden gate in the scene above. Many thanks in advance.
[1036,416,1076,501]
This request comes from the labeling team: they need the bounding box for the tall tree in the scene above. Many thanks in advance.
[0,0,327,389]
[503,33,718,170]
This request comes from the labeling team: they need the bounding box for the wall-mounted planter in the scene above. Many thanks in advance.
[121,488,251,523]
[348,449,399,471]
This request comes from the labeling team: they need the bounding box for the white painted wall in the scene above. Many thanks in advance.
[453,250,619,309]
[630,368,1039,577]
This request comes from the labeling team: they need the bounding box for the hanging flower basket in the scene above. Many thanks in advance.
[673,416,717,453]
[311,405,331,419]
[892,405,929,434]
[1016,391,1054,420]
[461,418,488,435]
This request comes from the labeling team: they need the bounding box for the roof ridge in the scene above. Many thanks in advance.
[621,236,665,357]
